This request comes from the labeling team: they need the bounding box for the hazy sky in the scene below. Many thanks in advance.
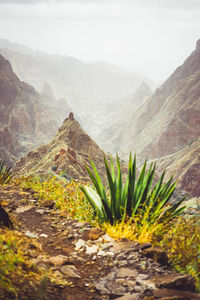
[0,0,199,81]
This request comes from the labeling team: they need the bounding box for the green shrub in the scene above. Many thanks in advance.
[0,161,13,185]
[20,176,95,222]
[81,154,186,225]
[160,217,200,291]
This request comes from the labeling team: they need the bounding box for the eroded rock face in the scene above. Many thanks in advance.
[101,40,200,196]
[0,54,59,165]
[14,113,107,180]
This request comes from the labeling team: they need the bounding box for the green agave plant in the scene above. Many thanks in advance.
[0,161,13,185]
[81,154,186,225]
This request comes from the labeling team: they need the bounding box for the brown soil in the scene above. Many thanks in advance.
[1,182,200,300]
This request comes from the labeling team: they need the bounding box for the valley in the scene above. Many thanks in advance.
[0,36,200,300]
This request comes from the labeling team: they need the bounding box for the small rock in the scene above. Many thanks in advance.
[126,280,136,290]
[16,206,32,213]
[37,262,48,271]
[74,221,87,228]
[106,281,127,295]
[85,245,99,255]
[0,205,13,228]
[25,231,38,238]
[127,253,136,260]
[95,282,110,294]
[36,209,46,214]
[51,165,58,172]
[133,285,143,293]
[117,268,138,278]
[87,227,104,240]
[137,274,149,280]
[28,250,38,258]
[105,251,115,257]
[67,233,74,239]
[102,234,114,243]
[138,242,152,250]
[30,200,37,204]
[48,255,68,266]
[143,247,169,266]
[94,237,104,243]
[151,274,196,292]
[117,253,127,260]
[105,272,115,281]
[114,293,140,300]
[40,233,48,238]
[42,200,55,209]
[153,288,200,300]
[100,242,113,250]
[60,265,81,278]
[97,250,106,256]
[117,260,128,267]
[75,239,86,251]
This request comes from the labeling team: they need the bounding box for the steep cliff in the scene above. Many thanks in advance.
[115,40,200,196]
[0,55,59,165]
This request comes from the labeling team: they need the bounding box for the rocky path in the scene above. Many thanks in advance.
[1,183,200,300]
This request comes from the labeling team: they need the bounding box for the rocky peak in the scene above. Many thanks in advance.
[0,54,19,83]
[196,39,200,50]
[14,113,105,180]
[69,112,75,120]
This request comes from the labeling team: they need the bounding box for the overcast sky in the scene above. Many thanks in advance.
[0,0,199,81]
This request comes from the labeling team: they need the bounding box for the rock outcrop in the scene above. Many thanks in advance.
[120,39,200,159]
[99,40,200,196]
[14,113,106,180]
[0,55,60,165]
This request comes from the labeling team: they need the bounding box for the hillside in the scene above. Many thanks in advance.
[0,55,64,165]
[98,40,200,196]
[14,113,106,180]
[119,39,200,159]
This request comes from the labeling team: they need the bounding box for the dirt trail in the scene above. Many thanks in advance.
[1,183,200,300]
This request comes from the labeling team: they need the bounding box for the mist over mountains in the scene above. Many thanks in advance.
[0,39,156,114]
[0,38,199,197]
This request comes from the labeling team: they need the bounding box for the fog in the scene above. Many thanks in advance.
[0,0,200,81]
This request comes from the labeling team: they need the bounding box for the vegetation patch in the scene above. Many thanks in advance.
[160,216,200,291]
[0,228,42,298]
[16,156,200,292]
[19,176,96,223]
[0,160,13,185]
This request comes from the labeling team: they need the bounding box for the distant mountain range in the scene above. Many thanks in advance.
[1,38,199,197]
[0,39,156,113]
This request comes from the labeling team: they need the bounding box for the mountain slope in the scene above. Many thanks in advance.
[0,55,59,165]
[14,113,106,180]
[120,40,200,159]
[112,39,200,196]
[155,137,200,197]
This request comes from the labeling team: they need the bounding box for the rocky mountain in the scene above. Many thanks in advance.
[97,81,152,153]
[102,40,200,196]
[155,136,200,197]
[0,54,63,165]
[0,39,155,114]
[14,113,107,180]
[120,40,200,159]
